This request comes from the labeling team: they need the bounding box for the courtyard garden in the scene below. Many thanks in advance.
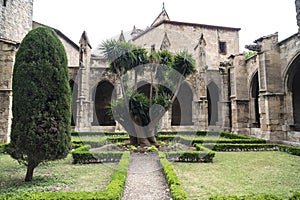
[1,131,300,200]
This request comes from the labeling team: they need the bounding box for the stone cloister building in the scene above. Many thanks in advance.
[0,0,299,145]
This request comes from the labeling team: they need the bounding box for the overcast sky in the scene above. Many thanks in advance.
[33,0,297,52]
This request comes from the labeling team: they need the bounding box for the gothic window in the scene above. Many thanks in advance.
[219,41,227,54]
[3,0,7,6]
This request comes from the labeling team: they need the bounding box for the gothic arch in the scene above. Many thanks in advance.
[207,81,219,126]
[285,53,300,130]
[171,81,194,126]
[69,79,78,126]
[93,81,116,126]
[249,72,260,127]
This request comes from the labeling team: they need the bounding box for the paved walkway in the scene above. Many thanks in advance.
[122,152,171,200]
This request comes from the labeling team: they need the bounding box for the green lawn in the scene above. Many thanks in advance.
[0,154,116,194]
[173,151,300,200]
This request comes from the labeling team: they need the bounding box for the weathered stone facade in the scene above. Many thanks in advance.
[0,0,33,143]
[1,1,300,145]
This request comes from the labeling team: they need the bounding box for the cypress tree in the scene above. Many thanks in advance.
[9,27,71,181]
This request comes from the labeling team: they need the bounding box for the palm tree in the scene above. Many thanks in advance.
[100,40,196,147]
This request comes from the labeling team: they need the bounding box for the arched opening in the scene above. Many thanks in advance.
[250,72,260,127]
[171,82,193,126]
[93,81,116,126]
[207,82,219,125]
[292,70,300,130]
[137,81,153,98]
[69,80,78,126]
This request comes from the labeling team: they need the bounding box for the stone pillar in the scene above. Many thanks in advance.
[229,54,250,135]
[256,33,286,141]
[194,34,208,130]
[75,31,92,132]
[219,61,232,131]
[0,40,18,143]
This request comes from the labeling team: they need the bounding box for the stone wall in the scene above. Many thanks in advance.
[0,39,17,143]
[0,0,33,42]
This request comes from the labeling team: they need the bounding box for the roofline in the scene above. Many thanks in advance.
[277,32,298,46]
[33,21,79,50]
[133,20,241,41]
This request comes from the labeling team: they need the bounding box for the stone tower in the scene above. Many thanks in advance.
[0,0,33,142]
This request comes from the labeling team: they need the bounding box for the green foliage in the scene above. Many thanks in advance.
[147,145,158,152]
[0,152,130,200]
[0,143,9,153]
[9,26,71,178]
[172,50,196,77]
[245,50,258,59]
[71,145,123,164]
[165,150,215,162]
[159,153,188,200]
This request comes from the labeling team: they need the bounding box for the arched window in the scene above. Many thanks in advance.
[207,81,219,126]
[171,82,193,126]
[250,73,260,127]
[69,80,78,126]
[93,81,116,126]
[292,70,300,130]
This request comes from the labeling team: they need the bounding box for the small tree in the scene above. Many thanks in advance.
[100,40,196,147]
[9,27,71,181]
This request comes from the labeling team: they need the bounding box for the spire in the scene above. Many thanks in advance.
[118,30,125,42]
[151,3,170,27]
[79,31,92,49]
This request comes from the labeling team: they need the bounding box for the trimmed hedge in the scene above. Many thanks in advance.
[0,152,130,200]
[72,145,123,164]
[159,153,187,200]
[157,135,266,145]
[71,132,128,137]
[194,143,300,157]
[165,150,215,162]
[157,131,251,139]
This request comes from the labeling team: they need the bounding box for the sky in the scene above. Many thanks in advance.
[33,0,298,52]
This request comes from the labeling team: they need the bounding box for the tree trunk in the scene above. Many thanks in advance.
[25,162,37,182]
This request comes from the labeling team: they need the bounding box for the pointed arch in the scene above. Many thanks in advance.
[285,54,300,130]
[171,82,194,126]
[250,72,260,127]
[207,81,219,125]
[69,79,78,126]
[93,81,116,126]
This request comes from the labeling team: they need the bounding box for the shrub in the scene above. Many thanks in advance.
[159,153,187,200]
[9,26,71,181]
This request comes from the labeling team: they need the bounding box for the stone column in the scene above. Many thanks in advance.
[219,61,231,131]
[256,33,286,141]
[75,32,92,132]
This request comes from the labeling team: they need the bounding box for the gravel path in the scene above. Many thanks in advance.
[122,152,172,200]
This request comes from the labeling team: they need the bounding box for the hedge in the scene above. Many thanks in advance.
[165,150,215,162]
[194,143,300,157]
[71,132,128,137]
[157,131,251,139]
[72,145,123,164]
[0,152,130,200]
[159,153,187,200]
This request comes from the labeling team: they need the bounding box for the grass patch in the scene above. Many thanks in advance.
[0,154,117,194]
[173,151,300,200]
